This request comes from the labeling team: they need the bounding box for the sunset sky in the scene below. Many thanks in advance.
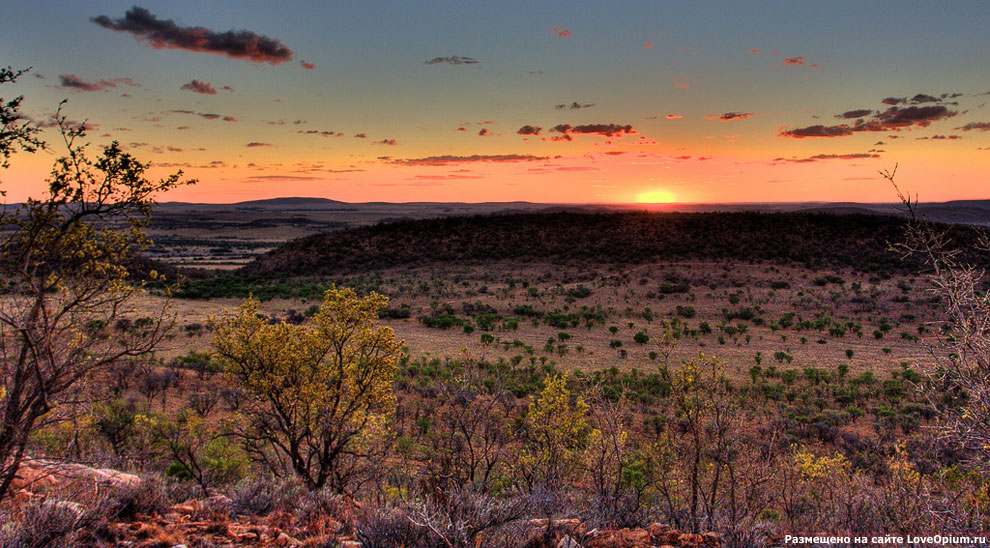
[2,2,989,204]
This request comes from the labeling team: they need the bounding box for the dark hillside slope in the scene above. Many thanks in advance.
[240,211,990,276]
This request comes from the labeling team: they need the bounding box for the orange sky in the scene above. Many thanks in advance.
[2,2,988,204]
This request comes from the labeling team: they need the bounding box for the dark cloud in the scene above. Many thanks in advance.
[517,125,542,136]
[875,105,955,128]
[180,79,217,95]
[917,134,962,140]
[774,152,881,163]
[425,56,479,65]
[246,142,272,147]
[837,109,873,119]
[550,123,636,137]
[58,74,140,92]
[478,128,491,136]
[956,121,990,131]
[91,6,295,65]
[882,97,906,105]
[554,102,595,110]
[910,93,939,104]
[779,125,855,138]
[780,104,956,138]
[719,112,754,121]
[354,133,367,139]
[374,139,398,146]
[388,154,547,166]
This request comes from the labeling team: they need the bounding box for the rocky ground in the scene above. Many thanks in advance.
[3,459,724,548]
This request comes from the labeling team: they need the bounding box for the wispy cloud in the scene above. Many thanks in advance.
[956,121,990,131]
[552,25,573,38]
[554,102,595,110]
[246,142,273,148]
[773,152,880,163]
[297,129,344,137]
[388,154,547,166]
[718,112,754,121]
[58,74,140,92]
[425,56,479,65]
[550,123,636,137]
[92,6,295,65]
[374,138,398,146]
[170,109,238,122]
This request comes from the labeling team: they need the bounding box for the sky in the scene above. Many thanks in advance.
[1,1,989,204]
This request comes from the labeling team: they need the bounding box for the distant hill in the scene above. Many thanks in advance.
[239,210,990,277]
[232,197,348,207]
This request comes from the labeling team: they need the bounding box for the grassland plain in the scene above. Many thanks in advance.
[7,208,990,547]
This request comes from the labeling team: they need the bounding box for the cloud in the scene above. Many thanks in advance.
[478,128,491,136]
[917,134,962,140]
[170,109,238,122]
[749,49,760,54]
[425,56,479,65]
[517,125,542,136]
[665,114,683,119]
[774,152,881,163]
[246,142,272,147]
[180,79,217,95]
[956,121,990,131]
[245,175,323,181]
[780,104,956,138]
[837,109,873,119]
[554,102,595,110]
[674,75,690,89]
[552,26,573,38]
[644,41,654,49]
[354,133,367,138]
[91,6,295,65]
[374,138,398,146]
[388,154,548,166]
[779,125,855,138]
[718,112,754,121]
[783,56,806,65]
[883,93,958,106]
[550,123,636,137]
[300,60,315,70]
[58,74,140,92]
[297,129,343,137]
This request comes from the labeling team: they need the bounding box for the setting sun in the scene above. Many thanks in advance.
[636,189,677,204]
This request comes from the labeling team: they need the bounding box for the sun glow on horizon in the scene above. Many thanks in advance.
[636,189,677,204]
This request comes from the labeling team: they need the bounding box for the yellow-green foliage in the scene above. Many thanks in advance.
[520,372,593,489]
[211,286,403,491]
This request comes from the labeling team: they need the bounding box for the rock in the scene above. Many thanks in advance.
[702,532,721,546]
[648,522,670,539]
[662,530,683,546]
[11,457,141,495]
[585,527,651,548]
[678,532,706,548]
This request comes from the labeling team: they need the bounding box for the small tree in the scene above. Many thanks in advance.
[211,286,403,493]
[518,372,592,492]
[885,166,990,475]
[0,69,190,502]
